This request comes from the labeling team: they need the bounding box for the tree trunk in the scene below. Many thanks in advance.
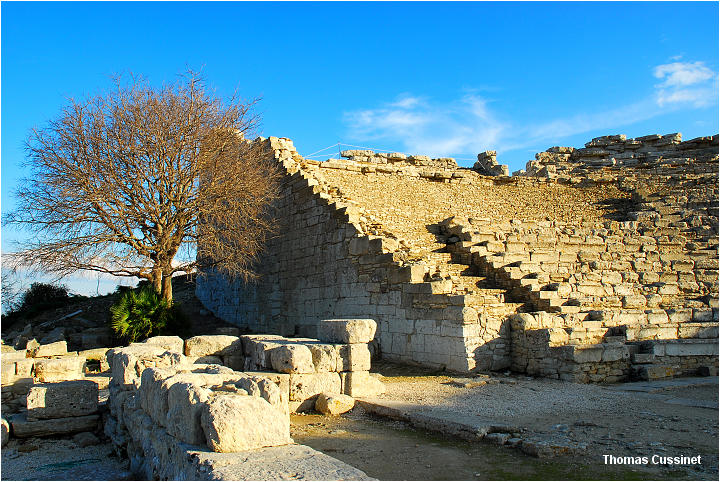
[152,268,162,295]
[161,274,173,303]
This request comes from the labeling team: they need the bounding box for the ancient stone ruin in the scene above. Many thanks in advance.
[197,132,718,383]
[2,320,382,479]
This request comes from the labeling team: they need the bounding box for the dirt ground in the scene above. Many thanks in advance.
[0,437,131,481]
[293,361,719,481]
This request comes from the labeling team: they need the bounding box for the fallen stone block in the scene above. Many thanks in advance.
[318,319,377,344]
[10,413,100,438]
[143,336,184,354]
[200,394,291,452]
[270,345,315,374]
[33,356,85,383]
[341,371,386,398]
[184,335,243,357]
[27,380,99,421]
[29,341,68,358]
[315,393,355,415]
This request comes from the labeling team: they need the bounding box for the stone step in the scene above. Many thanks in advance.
[631,364,676,381]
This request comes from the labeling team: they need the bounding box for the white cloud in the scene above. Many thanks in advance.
[343,60,716,160]
[653,61,717,107]
[343,94,508,158]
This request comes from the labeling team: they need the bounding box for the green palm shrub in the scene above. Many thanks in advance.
[109,286,188,343]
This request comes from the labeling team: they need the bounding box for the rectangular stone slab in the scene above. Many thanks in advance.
[10,413,100,438]
[27,380,99,421]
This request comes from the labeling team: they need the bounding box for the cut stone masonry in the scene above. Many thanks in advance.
[197,132,718,382]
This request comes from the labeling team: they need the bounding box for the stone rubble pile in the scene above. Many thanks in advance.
[473,150,510,177]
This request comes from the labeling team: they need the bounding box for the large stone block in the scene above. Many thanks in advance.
[110,345,185,389]
[139,367,180,427]
[29,341,68,358]
[26,380,98,421]
[200,394,291,452]
[33,356,85,383]
[184,335,243,357]
[338,344,371,371]
[143,336,184,353]
[289,372,341,403]
[307,344,340,372]
[340,371,386,398]
[10,413,100,438]
[270,345,315,374]
[165,381,210,445]
[318,319,377,344]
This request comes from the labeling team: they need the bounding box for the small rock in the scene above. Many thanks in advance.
[553,424,570,433]
[315,393,355,416]
[485,432,510,446]
[507,437,523,448]
[74,431,101,447]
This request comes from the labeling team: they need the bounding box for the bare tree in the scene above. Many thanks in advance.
[6,72,280,302]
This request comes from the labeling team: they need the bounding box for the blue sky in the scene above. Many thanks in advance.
[2,1,718,295]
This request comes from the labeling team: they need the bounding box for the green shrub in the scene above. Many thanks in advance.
[109,286,189,343]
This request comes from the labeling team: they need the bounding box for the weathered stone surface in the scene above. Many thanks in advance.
[289,372,342,402]
[270,345,315,374]
[315,392,355,415]
[143,336,184,353]
[139,367,179,426]
[308,344,340,372]
[29,341,67,358]
[184,335,243,357]
[33,356,85,383]
[200,394,291,452]
[110,345,184,389]
[338,344,371,371]
[318,319,377,344]
[341,371,386,398]
[165,381,210,445]
[10,413,99,438]
[26,380,98,421]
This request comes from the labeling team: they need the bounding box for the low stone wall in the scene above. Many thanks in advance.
[1,340,110,413]
[103,321,383,478]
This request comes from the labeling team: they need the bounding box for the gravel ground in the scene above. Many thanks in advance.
[1,437,131,481]
[370,361,719,480]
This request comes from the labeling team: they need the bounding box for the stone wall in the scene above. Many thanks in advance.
[104,322,380,479]
[197,132,718,381]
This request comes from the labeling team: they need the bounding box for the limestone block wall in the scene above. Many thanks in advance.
[196,138,506,372]
[196,131,718,380]
[1,340,110,413]
[104,326,380,479]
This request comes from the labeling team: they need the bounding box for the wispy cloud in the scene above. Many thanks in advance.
[343,59,717,159]
[343,94,509,158]
[653,61,717,108]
